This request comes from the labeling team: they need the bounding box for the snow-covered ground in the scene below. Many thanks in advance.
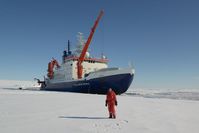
[0,87,199,133]
[0,80,39,89]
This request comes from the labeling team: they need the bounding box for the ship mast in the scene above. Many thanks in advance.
[77,10,104,79]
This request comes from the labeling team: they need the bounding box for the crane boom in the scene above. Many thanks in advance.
[77,10,104,79]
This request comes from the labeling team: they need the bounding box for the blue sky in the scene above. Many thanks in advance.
[0,0,199,89]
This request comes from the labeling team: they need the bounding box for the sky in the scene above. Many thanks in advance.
[0,0,199,89]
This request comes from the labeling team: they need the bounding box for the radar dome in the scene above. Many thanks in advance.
[86,52,90,58]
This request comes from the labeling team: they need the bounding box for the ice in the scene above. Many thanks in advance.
[126,88,199,101]
[0,80,40,90]
[1,86,199,133]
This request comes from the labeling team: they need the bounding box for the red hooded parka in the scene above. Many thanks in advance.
[106,89,117,116]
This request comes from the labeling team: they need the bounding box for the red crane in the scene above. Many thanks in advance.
[77,10,104,79]
[47,58,60,79]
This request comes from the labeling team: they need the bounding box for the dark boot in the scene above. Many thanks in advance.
[113,114,116,119]
[109,113,112,118]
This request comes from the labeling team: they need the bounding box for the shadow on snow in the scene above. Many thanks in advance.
[59,116,108,120]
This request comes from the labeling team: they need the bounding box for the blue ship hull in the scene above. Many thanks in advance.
[41,73,134,95]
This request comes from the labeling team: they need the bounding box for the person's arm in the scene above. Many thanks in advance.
[105,94,108,106]
[114,92,118,106]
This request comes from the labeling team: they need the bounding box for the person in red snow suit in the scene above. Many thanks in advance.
[105,88,117,119]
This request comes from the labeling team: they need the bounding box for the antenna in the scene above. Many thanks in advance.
[68,40,72,55]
